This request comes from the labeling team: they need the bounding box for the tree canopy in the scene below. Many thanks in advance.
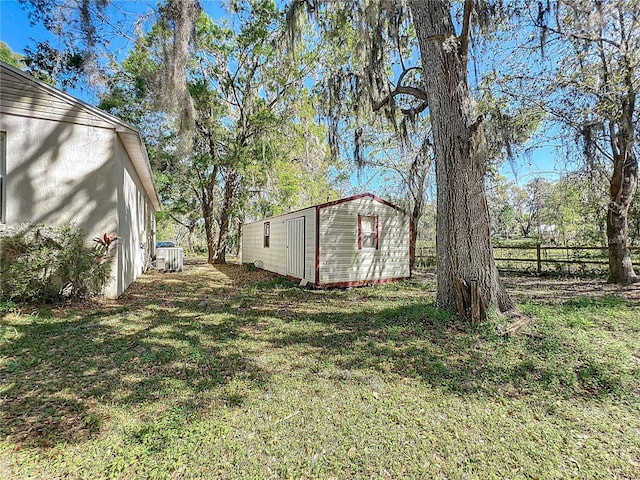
[10,0,640,312]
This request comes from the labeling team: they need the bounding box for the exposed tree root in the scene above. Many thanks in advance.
[499,309,534,336]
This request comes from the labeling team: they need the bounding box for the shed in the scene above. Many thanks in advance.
[0,61,160,298]
[241,193,411,287]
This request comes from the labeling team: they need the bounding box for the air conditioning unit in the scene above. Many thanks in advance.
[156,247,183,272]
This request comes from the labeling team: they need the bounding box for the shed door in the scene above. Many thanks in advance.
[286,217,305,279]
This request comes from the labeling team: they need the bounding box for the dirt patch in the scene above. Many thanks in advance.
[413,268,640,304]
[213,262,282,287]
[501,274,640,304]
[33,261,640,317]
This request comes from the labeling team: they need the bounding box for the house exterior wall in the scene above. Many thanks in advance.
[113,137,156,298]
[1,114,118,236]
[0,67,115,130]
[1,62,159,298]
[318,196,410,285]
[241,206,316,283]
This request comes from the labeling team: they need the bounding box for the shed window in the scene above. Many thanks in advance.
[0,132,5,224]
[358,214,378,249]
[263,222,270,248]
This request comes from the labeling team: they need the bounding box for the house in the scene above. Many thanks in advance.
[241,193,411,287]
[0,61,160,298]
[537,224,560,243]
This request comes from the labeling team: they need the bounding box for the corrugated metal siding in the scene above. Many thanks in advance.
[319,197,409,284]
[286,217,305,278]
[241,207,315,283]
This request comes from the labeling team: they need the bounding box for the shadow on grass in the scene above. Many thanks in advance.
[0,300,269,447]
[1,262,637,449]
[228,288,638,404]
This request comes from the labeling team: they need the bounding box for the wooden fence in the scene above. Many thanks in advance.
[414,245,640,274]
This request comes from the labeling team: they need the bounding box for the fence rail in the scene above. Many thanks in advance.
[414,245,640,274]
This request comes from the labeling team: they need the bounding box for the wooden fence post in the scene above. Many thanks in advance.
[536,244,542,274]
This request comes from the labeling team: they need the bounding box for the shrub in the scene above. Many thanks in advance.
[0,225,117,303]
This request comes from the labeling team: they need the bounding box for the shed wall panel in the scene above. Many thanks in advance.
[318,197,409,284]
[241,207,315,283]
[286,217,306,278]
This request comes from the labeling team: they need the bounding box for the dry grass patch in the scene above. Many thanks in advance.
[1,261,638,478]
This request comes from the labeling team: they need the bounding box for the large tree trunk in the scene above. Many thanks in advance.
[410,1,513,312]
[204,211,216,264]
[187,223,196,254]
[606,97,638,284]
[409,202,420,272]
[214,211,230,265]
[407,139,430,273]
[198,167,219,264]
[213,170,238,264]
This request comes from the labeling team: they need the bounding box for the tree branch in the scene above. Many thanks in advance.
[460,0,474,59]
[401,101,428,116]
[168,213,194,229]
[372,85,428,112]
[267,79,298,109]
[396,66,421,89]
[537,23,621,49]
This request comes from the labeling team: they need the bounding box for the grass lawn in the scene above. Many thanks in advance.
[1,261,639,479]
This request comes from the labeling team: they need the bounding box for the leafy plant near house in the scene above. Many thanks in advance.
[93,232,119,251]
[0,225,117,303]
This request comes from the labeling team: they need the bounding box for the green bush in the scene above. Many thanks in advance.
[0,225,116,303]
[243,262,257,272]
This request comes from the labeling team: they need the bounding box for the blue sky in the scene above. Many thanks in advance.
[1,0,55,54]
[0,0,561,189]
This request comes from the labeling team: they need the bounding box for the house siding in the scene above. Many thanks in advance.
[318,197,410,285]
[241,207,316,283]
[0,68,115,129]
[1,113,118,235]
[112,136,156,298]
[1,61,159,299]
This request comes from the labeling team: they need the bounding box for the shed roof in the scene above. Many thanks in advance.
[315,193,404,212]
[243,193,405,226]
[0,61,161,212]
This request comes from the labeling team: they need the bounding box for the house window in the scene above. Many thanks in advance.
[358,214,378,249]
[264,222,270,248]
[0,132,5,224]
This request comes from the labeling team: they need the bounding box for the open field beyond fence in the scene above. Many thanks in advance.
[415,245,640,275]
[1,260,639,479]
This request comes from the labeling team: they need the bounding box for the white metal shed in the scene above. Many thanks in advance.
[241,193,411,287]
